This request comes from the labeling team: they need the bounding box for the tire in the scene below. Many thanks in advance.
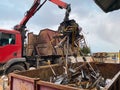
[6,65,25,74]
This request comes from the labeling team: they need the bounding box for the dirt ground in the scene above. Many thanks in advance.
[0,71,7,90]
[0,70,3,90]
[0,79,9,90]
[0,79,3,90]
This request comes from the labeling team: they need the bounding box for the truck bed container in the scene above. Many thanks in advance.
[9,63,120,90]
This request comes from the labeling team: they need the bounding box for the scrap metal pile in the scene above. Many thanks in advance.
[49,59,106,89]
[47,19,106,89]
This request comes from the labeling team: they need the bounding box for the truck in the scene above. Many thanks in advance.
[0,0,83,74]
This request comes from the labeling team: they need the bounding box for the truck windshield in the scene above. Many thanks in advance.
[0,32,15,46]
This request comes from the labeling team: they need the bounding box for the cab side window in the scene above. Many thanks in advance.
[0,33,15,46]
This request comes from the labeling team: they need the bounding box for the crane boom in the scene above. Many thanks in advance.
[49,0,68,9]
[19,0,41,26]
[18,0,70,29]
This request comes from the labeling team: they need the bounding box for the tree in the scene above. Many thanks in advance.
[81,46,91,56]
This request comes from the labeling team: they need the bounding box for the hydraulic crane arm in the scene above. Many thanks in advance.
[16,0,70,30]
[14,0,70,39]
[49,0,71,21]
[19,0,45,27]
[49,0,68,9]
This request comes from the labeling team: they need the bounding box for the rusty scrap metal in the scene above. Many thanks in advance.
[48,60,56,76]
[50,60,106,89]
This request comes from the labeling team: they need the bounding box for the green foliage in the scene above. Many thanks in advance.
[81,47,91,55]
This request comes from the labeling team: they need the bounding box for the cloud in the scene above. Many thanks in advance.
[0,20,17,30]
[0,0,33,22]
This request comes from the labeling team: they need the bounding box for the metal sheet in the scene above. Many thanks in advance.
[36,29,62,56]
[11,77,34,90]
[94,0,120,12]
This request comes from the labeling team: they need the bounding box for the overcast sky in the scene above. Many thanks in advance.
[0,0,120,53]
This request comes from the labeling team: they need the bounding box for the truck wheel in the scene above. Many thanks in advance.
[6,65,25,74]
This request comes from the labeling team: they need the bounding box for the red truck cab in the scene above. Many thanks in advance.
[0,29,22,63]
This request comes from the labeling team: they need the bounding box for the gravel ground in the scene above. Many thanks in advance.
[0,78,3,89]
[0,80,3,90]
[0,70,5,90]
